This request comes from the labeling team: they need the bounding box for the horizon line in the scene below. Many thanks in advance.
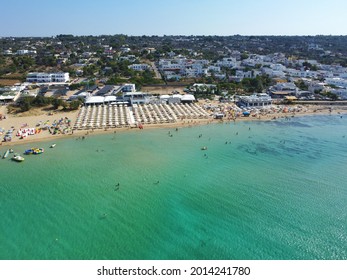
[2,33,347,38]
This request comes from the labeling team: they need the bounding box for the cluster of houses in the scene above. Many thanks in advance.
[3,36,347,106]
[156,51,347,100]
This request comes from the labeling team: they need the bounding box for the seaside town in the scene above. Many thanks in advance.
[1,35,347,148]
[2,1,347,274]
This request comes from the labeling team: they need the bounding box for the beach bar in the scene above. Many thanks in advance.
[237,93,272,108]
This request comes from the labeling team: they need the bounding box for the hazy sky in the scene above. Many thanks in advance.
[1,0,347,37]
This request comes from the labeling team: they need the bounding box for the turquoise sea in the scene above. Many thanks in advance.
[0,115,347,260]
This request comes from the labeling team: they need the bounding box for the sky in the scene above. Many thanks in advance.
[1,0,347,37]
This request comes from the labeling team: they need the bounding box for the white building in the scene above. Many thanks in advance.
[237,93,272,108]
[234,70,258,79]
[216,57,238,68]
[308,81,325,93]
[16,50,28,55]
[159,58,209,79]
[261,67,286,78]
[285,69,318,79]
[3,49,12,55]
[270,63,287,71]
[122,92,150,105]
[119,55,136,62]
[16,49,37,55]
[207,65,221,73]
[122,84,136,92]
[26,72,69,83]
[325,77,347,88]
[273,82,297,92]
[128,64,151,71]
[120,47,131,53]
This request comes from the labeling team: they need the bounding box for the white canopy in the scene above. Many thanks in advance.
[181,94,195,101]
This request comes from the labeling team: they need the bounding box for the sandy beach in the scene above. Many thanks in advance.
[1,102,346,147]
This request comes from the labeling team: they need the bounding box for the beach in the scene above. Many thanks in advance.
[1,102,346,147]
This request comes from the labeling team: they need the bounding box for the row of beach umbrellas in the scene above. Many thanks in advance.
[74,104,132,129]
[132,103,210,125]
[74,103,211,129]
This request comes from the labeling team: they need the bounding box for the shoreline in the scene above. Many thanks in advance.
[1,104,347,148]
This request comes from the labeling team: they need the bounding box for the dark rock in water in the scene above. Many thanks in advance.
[271,121,311,128]
[99,213,107,220]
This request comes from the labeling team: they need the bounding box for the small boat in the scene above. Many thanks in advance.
[12,154,25,162]
[9,149,14,153]
[24,149,34,155]
[2,149,10,159]
[201,146,208,150]
[25,148,44,155]
[33,148,44,154]
[50,144,56,148]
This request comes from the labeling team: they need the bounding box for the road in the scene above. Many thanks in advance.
[150,61,162,80]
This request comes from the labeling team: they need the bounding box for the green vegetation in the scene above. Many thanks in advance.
[322,91,339,101]
[295,80,308,90]
[240,75,274,93]
[11,56,35,72]
[69,80,95,90]
[16,95,82,112]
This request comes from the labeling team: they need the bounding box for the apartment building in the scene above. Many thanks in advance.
[128,64,151,71]
[26,72,69,83]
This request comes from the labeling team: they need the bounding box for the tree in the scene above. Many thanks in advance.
[12,56,35,71]
[52,98,64,109]
[83,64,99,77]
[69,83,82,90]
[240,52,249,60]
[69,99,82,110]
[62,100,68,110]
[36,55,57,67]
[18,96,34,112]
[241,77,263,93]
[32,95,52,107]
[295,80,308,90]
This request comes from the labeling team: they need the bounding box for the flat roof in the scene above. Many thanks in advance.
[239,94,272,102]
[181,94,195,101]
[85,96,105,104]
[123,91,149,96]
[104,96,117,102]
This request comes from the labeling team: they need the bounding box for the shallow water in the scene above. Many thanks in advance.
[1,115,346,259]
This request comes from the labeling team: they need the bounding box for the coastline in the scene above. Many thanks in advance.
[1,104,346,148]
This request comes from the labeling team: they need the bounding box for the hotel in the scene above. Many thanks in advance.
[26,72,70,83]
